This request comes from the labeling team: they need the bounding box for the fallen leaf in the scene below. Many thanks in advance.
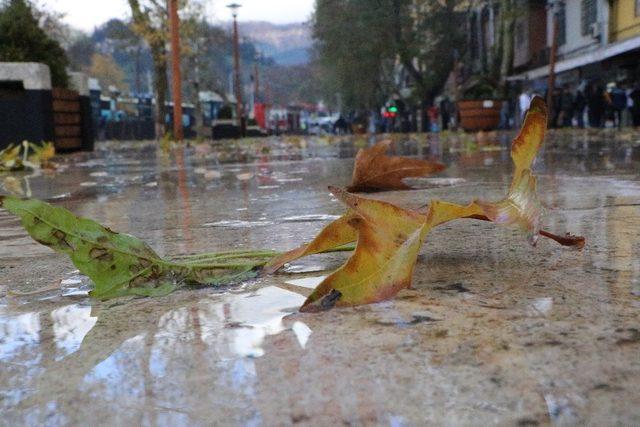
[263,211,357,274]
[346,140,445,192]
[301,187,426,312]
[0,144,24,171]
[0,195,176,299]
[27,142,56,169]
[0,196,279,299]
[468,97,546,243]
[299,96,584,311]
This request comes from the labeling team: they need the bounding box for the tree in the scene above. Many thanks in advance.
[88,53,128,92]
[313,0,397,110]
[393,0,469,104]
[128,0,171,137]
[0,0,70,87]
[67,34,96,71]
[313,0,468,113]
[127,0,203,137]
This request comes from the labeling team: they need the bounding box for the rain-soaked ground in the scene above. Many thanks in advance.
[1,129,639,425]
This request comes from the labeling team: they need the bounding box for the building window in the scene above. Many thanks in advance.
[516,22,525,47]
[556,2,566,46]
[581,0,597,36]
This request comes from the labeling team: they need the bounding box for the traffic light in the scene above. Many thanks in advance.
[383,105,398,118]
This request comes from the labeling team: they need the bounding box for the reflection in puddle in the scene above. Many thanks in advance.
[282,264,327,274]
[51,304,97,361]
[0,311,40,362]
[281,214,341,222]
[202,220,273,228]
[292,321,312,349]
[285,275,327,289]
[531,297,553,316]
[405,177,467,188]
[60,273,92,296]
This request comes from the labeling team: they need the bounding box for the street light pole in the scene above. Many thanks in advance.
[254,53,260,103]
[546,0,561,126]
[169,0,183,141]
[227,3,244,136]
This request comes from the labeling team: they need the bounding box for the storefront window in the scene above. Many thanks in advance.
[557,2,567,46]
[581,0,597,36]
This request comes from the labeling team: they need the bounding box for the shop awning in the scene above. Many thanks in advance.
[508,34,640,81]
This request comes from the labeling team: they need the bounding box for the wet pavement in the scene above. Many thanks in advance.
[1,129,639,426]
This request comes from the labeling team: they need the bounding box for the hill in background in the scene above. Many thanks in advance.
[233,21,312,66]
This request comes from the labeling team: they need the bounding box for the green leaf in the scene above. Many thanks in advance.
[0,196,289,299]
[0,195,176,299]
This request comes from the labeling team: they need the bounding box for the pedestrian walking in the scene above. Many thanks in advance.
[518,88,531,124]
[587,83,606,128]
[439,97,452,131]
[550,86,563,128]
[559,85,574,127]
[630,83,640,127]
[610,83,627,129]
[574,86,587,128]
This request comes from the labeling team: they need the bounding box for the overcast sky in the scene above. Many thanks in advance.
[45,0,315,32]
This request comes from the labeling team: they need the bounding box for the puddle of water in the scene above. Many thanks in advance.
[281,214,341,222]
[236,173,254,181]
[146,286,306,361]
[0,311,40,362]
[284,275,327,289]
[202,220,273,228]
[530,297,553,316]
[292,321,312,349]
[275,178,303,183]
[282,264,327,274]
[51,304,97,361]
[406,177,467,188]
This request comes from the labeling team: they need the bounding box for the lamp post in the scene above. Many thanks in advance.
[169,0,183,140]
[227,3,244,136]
[546,0,562,126]
[254,52,260,104]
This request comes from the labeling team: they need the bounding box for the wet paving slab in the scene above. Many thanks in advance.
[1,129,640,425]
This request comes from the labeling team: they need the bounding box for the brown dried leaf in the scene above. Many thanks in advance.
[346,140,445,192]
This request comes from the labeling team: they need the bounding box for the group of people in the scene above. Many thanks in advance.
[519,81,640,129]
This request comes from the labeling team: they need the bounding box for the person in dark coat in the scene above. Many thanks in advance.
[610,84,627,128]
[559,85,574,127]
[574,86,587,128]
[630,83,640,127]
[587,83,606,128]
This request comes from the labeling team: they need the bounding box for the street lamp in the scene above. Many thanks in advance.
[169,0,183,140]
[227,3,244,136]
[546,0,564,123]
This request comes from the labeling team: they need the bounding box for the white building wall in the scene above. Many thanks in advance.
[547,0,610,59]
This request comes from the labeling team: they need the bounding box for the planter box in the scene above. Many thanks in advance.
[457,99,503,131]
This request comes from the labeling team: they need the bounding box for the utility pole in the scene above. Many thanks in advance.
[227,3,244,136]
[169,0,183,140]
[546,0,560,125]
[254,54,260,103]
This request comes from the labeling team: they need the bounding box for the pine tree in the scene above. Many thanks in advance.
[0,0,69,87]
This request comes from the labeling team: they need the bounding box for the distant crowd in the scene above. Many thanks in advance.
[518,81,640,129]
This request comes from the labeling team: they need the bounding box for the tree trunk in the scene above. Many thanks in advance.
[499,0,515,96]
[153,50,168,139]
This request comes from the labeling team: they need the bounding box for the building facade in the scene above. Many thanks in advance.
[509,0,640,89]
[609,0,640,42]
